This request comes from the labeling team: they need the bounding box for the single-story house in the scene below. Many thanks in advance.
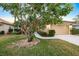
[72,24,79,29]
[45,21,75,35]
[0,18,13,34]
[0,18,77,35]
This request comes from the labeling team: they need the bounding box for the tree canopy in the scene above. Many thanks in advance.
[0,3,73,42]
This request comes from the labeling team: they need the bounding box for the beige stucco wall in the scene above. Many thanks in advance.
[45,24,70,35]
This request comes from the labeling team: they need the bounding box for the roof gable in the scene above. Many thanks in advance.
[0,18,12,25]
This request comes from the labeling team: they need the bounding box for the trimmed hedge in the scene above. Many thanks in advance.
[37,31,48,37]
[48,30,55,36]
[70,28,79,35]
[37,30,55,37]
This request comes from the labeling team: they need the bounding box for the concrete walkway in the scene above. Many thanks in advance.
[34,32,79,46]
[55,35,79,46]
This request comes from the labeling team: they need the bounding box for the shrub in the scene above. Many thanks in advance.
[37,30,55,37]
[13,29,21,34]
[8,28,21,34]
[0,31,5,35]
[14,29,20,32]
[8,28,13,34]
[48,30,55,36]
[28,34,34,42]
[37,31,48,37]
[12,31,21,35]
[70,28,79,35]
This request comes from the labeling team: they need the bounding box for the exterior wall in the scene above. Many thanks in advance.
[0,24,13,34]
[45,24,70,35]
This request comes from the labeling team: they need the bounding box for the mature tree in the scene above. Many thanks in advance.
[0,3,73,42]
[73,15,79,24]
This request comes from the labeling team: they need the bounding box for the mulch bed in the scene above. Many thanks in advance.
[6,39,40,48]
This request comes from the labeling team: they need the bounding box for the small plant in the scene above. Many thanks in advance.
[0,31,5,35]
[37,31,48,37]
[28,34,34,42]
[8,27,13,34]
[70,28,79,34]
[48,30,55,36]
[37,30,55,37]
[14,29,21,34]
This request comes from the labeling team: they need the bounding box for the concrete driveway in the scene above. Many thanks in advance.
[34,32,79,46]
[55,35,79,46]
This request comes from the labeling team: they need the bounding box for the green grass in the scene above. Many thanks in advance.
[0,35,79,56]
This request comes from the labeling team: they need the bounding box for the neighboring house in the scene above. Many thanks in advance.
[0,18,13,34]
[72,24,79,29]
[45,21,75,35]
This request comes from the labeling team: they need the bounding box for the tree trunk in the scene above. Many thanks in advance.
[27,25,34,42]
[27,31,33,42]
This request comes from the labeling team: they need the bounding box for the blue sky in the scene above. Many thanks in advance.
[63,3,79,21]
[0,7,14,23]
[0,3,79,23]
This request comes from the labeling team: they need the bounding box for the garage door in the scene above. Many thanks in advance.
[46,25,69,35]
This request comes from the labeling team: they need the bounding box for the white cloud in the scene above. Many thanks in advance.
[63,18,73,21]
[62,16,75,21]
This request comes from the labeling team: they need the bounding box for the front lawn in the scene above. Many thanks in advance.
[0,35,79,56]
